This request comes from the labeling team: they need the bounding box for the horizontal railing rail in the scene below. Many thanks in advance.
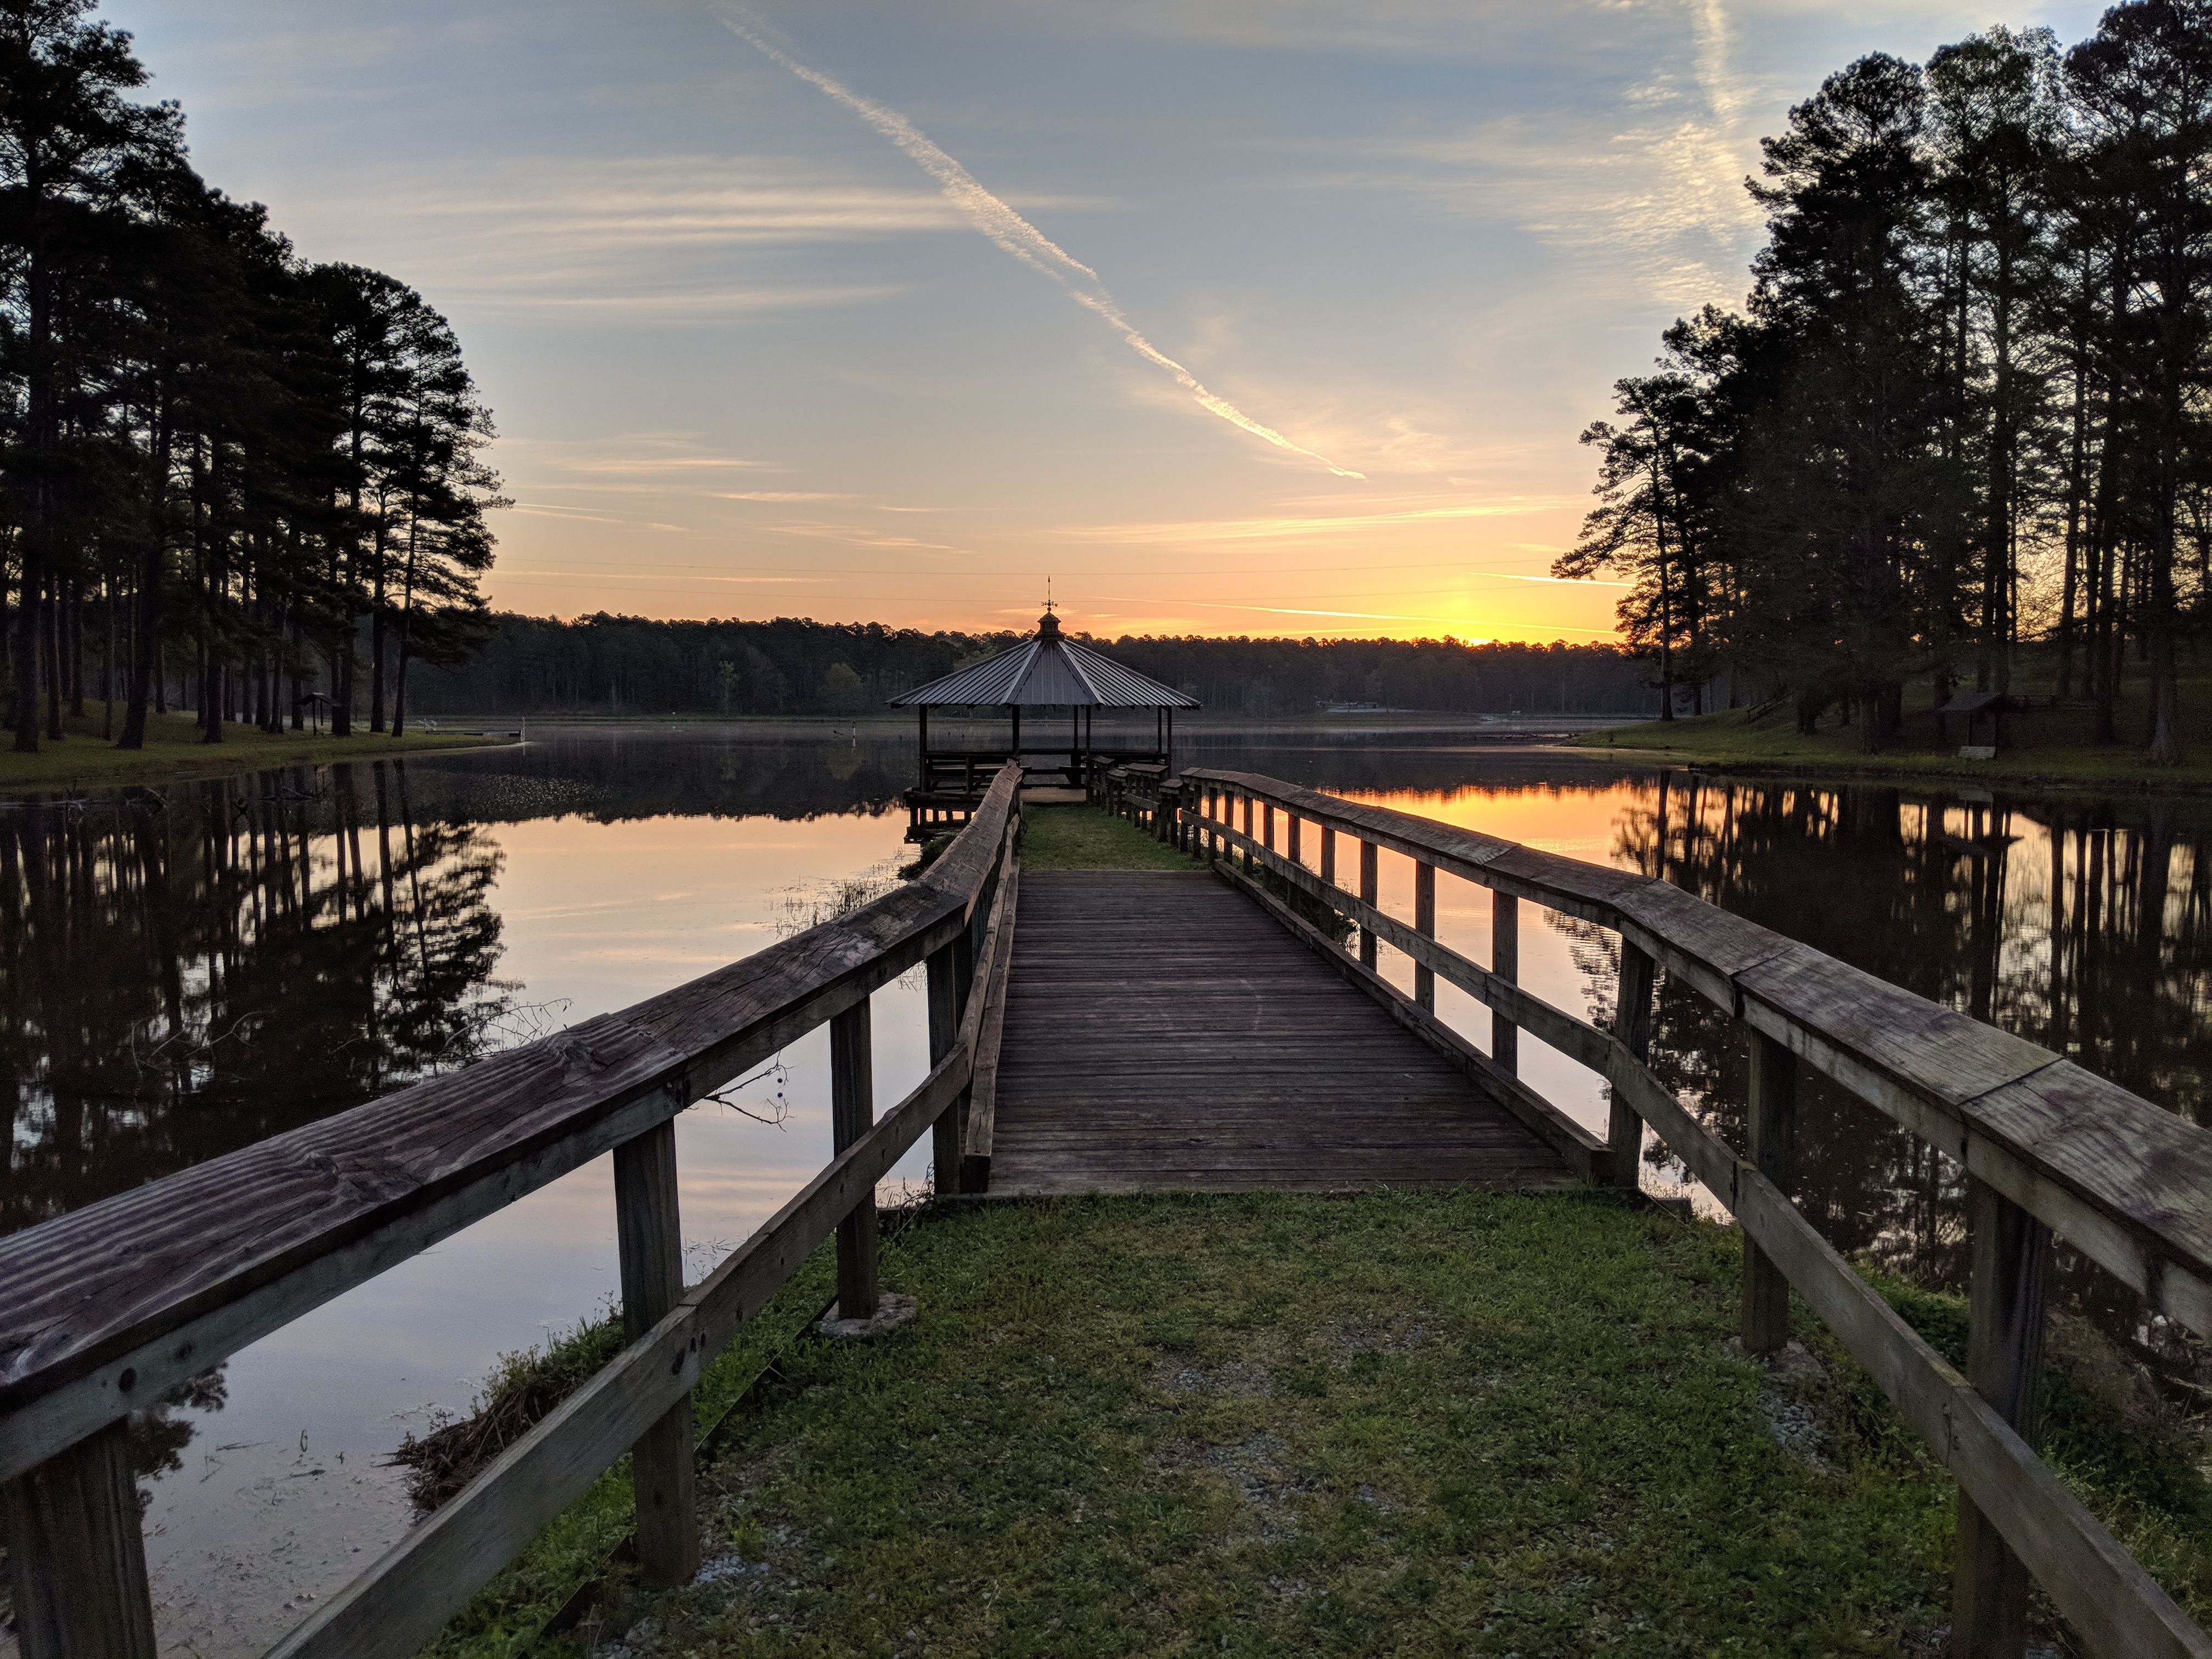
[1178,767,2212,1659]
[0,766,1025,1659]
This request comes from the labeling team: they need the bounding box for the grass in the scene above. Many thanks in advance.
[418,1193,2212,1657]
[0,708,510,793]
[1021,804,1197,872]
[1579,676,2212,792]
[391,1304,633,1512]
[420,1248,845,1657]
[493,1190,2208,1658]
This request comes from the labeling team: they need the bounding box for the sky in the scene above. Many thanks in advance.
[106,0,2107,642]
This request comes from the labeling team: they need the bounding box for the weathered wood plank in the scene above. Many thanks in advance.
[1954,1178,2056,1659]
[1210,862,1605,1180]
[990,871,1575,1197]
[1492,890,1520,1075]
[926,936,968,1197]
[2,1418,155,1659]
[1741,1033,1796,1355]
[958,853,1020,1190]
[1609,941,1655,1189]
[612,1121,697,1585]
[830,1000,878,1320]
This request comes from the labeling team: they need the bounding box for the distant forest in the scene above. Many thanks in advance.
[1564,3,2212,758]
[0,2,504,753]
[409,613,1660,718]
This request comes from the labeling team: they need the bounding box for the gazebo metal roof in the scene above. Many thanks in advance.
[888,613,1198,710]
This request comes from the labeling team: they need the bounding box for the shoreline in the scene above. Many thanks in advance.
[1575,705,2212,799]
[0,716,519,797]
[1579,738,2212,798]
[447,710,1641,741]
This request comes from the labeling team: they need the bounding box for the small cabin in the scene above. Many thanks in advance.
[1935,690,2025,755]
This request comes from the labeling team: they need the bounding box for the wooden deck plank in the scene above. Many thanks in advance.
[988,871,1576,1196]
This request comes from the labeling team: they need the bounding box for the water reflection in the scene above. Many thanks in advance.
[1607,775,2209,1311]
[0,765,514,1231]
[1,729,2205,1652]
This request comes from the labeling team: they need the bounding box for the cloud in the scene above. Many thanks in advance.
[707,490,855,501]
[718,9,1365,479]
[1273,0,1776,309]
[1053,494,1584,544]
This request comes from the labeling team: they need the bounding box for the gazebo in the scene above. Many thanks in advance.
[890,608,1197,838]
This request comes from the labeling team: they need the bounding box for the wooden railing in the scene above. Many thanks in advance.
[0,766,1025,1659]
[1179,768,2212,1659]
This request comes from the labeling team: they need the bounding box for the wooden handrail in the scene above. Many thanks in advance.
[0,766,1025,1659]
[1184,768,2212,1336]
[1180,769,2212,1658]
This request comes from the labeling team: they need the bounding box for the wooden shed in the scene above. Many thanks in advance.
[1936,690,2024,753]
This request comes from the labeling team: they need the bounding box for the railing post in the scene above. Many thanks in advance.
[1261,799,1274,860]
[613,1117,699,1585]
[1288,810,1302,870]
[2,1418,157,1659]
[927,934,970,1195]
[1205,785,1220,862]
[1413,860,1435,1012]
[1319,821,1335,890]
[1240,792,1254,873]
[1608,941,1656,1189]
[1740,1031,1797,1355]
[1952,1177,2054,1659]
[1358,838,1379,969]
[831,997,879,1320]
[1491,891,1519,1072]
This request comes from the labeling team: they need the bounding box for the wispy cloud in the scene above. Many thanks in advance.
[561,455,779,473]
[1297,1,1768,309]
[718,9,1364,479]
[1054,495,1582,544]
[708,490,854,502]
[496,568,826,584]
[471,282,906,319]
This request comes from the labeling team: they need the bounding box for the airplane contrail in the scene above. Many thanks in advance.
[716,11,1364,480]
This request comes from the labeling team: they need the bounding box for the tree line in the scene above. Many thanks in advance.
[0,0,504,754]
[411,606,1663,716]
[1560,2,2210,759]
[407,610,1658,718]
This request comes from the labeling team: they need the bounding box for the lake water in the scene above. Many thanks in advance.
[2,724,2205,1652]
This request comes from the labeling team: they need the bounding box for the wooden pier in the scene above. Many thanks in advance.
[988,871,1573,1195]
[4,761,2212,1659]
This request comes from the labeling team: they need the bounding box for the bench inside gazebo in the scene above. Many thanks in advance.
[891,608,1197,840]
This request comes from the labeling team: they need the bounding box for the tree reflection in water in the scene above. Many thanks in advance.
[1572,772,2210,1327]
[0,760,515,1234]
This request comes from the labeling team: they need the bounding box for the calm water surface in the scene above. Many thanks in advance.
[2,724,2205,1652]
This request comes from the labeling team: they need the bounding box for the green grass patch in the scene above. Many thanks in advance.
[422,1193,2212,1656]
[0,708,507,793]
[558,1189,2212,1657]
[1021,805,1197,871]
[420,1249,843,1657]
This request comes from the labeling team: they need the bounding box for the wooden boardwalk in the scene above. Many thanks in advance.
[988,871,1575,1195]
